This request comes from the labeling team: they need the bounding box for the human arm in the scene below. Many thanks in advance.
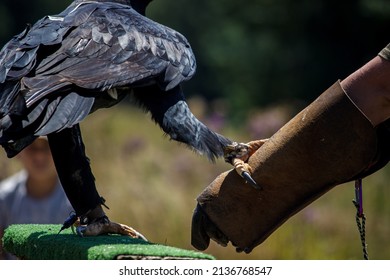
[191,45,390,253]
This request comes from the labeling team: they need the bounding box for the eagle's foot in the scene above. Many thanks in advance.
[223,140,267,189]
[74,215,147,241]
[61,205,147,240]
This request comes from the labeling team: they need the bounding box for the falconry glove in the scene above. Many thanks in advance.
[191,80,390,253]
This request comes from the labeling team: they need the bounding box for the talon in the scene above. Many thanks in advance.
[241,171,261,189]
[72,214,148,241]
[232,158,260,189]
[57,212,78,235]
[224,140,267,188]
[122,225,148,241]
[76,225,87,237]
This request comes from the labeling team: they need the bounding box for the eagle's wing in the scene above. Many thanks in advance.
[0,1,196,147]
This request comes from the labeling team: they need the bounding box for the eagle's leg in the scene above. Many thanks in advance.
[47,124,102,217]
[224,140,267,188]
[47,124,146,240]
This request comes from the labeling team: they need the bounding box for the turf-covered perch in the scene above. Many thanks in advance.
[3,224,215,260]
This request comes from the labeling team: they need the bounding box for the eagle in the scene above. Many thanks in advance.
[0,0,259,237]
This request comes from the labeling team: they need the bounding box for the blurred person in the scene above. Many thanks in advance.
[191,43,390,254]
[0,137,73,259]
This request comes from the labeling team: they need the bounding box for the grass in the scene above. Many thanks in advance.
[1,103,390,259]
[3,224,214,260]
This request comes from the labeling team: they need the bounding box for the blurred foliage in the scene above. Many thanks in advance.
[1,0,389,122]
[150,0,390,123]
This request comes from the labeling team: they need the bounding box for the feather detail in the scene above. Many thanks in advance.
[0,0,197,155]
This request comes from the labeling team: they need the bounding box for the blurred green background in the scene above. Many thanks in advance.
[1,0,390,259]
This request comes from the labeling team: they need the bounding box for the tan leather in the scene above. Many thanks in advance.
[195,81,378,252]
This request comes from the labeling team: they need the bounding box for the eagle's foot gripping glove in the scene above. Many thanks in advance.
[192,81,389,253]
[224,140,267,189]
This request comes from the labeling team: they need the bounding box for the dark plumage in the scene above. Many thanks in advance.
[0,0,233,224]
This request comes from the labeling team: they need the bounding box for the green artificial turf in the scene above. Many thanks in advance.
[3,224,215,260]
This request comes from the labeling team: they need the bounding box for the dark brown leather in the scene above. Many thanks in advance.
[194,81,379,252]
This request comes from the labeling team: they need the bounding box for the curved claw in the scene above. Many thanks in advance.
[76,225,87,237]
[241,171,261,189]
[224,140,267,189]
